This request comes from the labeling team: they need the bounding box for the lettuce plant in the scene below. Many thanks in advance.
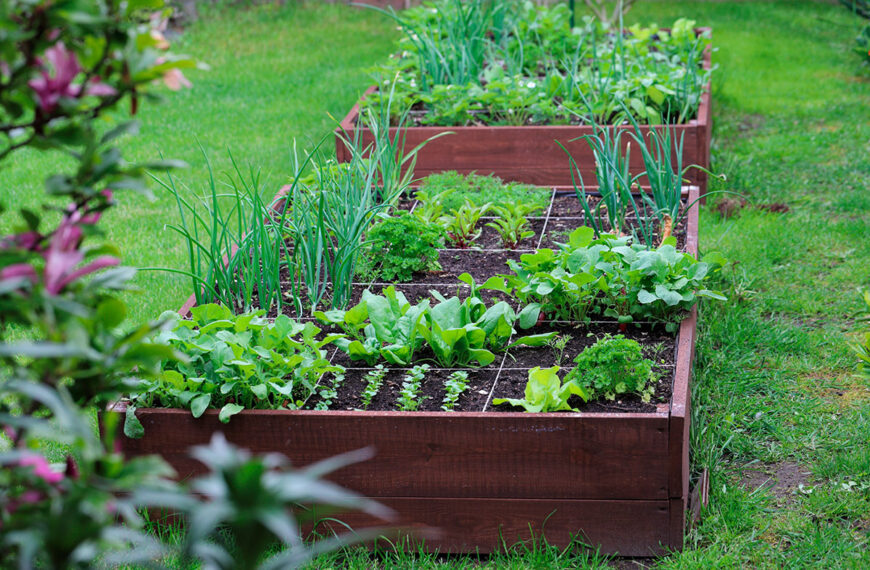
[126,304,344,429]
[493,366,588,412]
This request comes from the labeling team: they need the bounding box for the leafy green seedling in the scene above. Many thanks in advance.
[314,373,345,411]
[398,364,431,411]
[547,334,573,367]
[443,200,492,248]
[493,366,588,413]
[442,371,470,411]
[361,365,388,409]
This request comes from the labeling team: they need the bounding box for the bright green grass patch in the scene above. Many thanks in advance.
[0,2,397,324]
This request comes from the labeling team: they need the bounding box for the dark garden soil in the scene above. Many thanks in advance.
[319,367,499,412]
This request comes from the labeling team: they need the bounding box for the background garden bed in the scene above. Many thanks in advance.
[336,42,712,194]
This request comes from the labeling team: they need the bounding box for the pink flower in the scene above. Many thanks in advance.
[0,263,37,285]
[1,231,43,251]
[19,454,63,484]
[28,42,116,113]
[154,56,192,91]
[162,68,191,90]
[41,205,119,295]
[20,490,43,504]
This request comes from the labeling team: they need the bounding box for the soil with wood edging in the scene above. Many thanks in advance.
[114,187,703,557]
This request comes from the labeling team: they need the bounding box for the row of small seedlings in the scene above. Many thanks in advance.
[120,0,719,556]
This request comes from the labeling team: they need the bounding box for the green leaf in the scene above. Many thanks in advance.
[637,289,657,304]
[96,298,127,329]
[510,331,558,347]
[190,393,211,418]
[218,403,244,423]
[250,384,269,399]
[123,407,144,439]
[518,303,542,329]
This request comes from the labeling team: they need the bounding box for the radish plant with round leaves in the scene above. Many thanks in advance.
[488,226,727,329]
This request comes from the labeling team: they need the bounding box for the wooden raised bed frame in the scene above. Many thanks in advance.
[116,189,702,557]
[336,36,712,194]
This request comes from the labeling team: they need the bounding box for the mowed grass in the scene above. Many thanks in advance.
[4,0,870,567]
[0,2,398,324]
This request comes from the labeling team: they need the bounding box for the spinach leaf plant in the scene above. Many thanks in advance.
[398,364,430,411]
[442,371,470,411]
[319,285,554,368]
[316,287,428,366]
[493,366,588,412]
[126,304,344,431]
[564,334,657,402]
[423,291,556,367]
[367,211,445,282]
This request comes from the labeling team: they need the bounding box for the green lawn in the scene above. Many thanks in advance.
[4,0,869,567]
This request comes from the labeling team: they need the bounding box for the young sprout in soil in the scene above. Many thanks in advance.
[441,370,469,411]
[443,200,492,248]
[412,188,454,224]
[547,334,573,367]
[398,364,431,411]
[486,202,541,249]
[314,373,345,411]
[361,365,388,409]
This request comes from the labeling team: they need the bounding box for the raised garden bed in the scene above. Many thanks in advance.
[336,25,712,194]
[114,187,702,556]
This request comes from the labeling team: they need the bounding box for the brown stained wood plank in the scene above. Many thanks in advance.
[308,497,671,556]
[668,497,686,552]
[668,187,699,500]
[118,409,670,500]
[670,307,697,500]
[336,119,707,191]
